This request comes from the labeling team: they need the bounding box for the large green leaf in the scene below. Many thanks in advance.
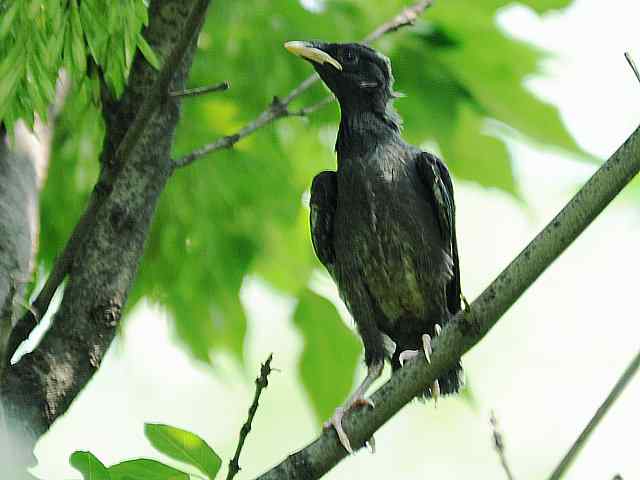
[70,451,111,480]
[144,423,222,480]
[108,459,189,480]
[293,289,361,421]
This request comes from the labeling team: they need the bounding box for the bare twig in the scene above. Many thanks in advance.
[289,95,335,117]
[547,350,640,480]
[490,411,516,480]
[624,52,640,85]
[226,354,274,480]
[5,0,213,362]
[170,81,230,98]
[173,0,434,168]
[363,0,431,43]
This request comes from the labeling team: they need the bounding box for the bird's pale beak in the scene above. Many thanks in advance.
[284,41,342,71]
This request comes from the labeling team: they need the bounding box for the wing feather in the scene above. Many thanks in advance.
[415,152,461,314]
[309,171,337,278]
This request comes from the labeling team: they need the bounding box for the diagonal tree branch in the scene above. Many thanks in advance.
[254,124,640,479]
[173,0,433,168]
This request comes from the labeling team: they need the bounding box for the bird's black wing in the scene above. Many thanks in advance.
[415,152,462,315]
[310,171,338,278]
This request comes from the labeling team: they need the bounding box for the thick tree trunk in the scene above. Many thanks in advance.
[0,1,210,477]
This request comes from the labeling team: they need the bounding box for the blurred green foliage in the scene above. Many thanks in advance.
[19,0,586,422]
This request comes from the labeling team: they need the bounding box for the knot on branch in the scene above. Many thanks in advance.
[270,96,289,117]
[92,301,121,328]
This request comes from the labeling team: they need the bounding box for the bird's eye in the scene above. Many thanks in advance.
[341,49,358,65]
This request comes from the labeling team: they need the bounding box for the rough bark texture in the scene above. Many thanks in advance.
[256,125,640,479]
[0,1,208,476]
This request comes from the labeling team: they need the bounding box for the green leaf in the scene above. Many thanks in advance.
[137,33,161,70]
[108,459,189,480]
[70,451,111,480]
[69,0,87,77]
[293,289,361,421]
[428,4,587,159]
[0,1,19,41]
[144,423,222,480]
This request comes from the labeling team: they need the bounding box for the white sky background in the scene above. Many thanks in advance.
[31,1,640,479]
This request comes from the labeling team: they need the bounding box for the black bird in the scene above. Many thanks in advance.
[285,41,463,453]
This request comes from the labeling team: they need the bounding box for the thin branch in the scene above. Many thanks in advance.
[255,123,640,479]
[624,52,640,85]
[226,354,274,480]
[5,0,213,361]
[289,95,335,117]
[547,349,640,480]
[169,81,230,98]
[173,0,434,168]
[490,411,516,480]
[363,0,431,43]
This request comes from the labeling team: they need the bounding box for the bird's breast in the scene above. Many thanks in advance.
[334,151,444,324]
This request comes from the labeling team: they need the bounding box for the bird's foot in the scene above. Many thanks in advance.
[398,326,441,405]
[398,333,433,365]
[398,348,420,366]
[324,397,375,454]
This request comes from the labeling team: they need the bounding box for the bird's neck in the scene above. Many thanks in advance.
[335,108,400,161]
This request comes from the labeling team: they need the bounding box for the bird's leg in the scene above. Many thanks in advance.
[398,324,442,405]
[324,360,383,454]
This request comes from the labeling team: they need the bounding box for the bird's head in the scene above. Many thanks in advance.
[285,41,399,119]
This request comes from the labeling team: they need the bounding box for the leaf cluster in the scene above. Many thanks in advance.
[0,0,158,131]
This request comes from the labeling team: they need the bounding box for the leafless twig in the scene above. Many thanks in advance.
[170,81,230,98]
[173,0,434,168]
[226,354,274,480]
[490,411,516,480]
[289,95,336,117]
[547,350,640,480]
[624,52,640,85]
